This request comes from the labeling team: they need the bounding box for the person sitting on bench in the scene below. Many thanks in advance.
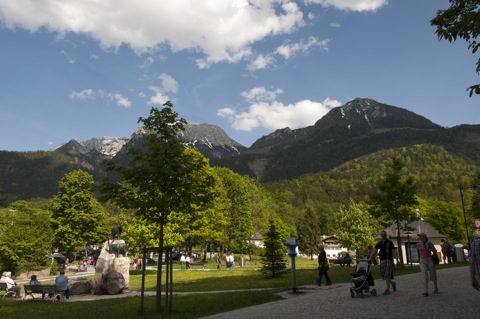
[1,272,22,299]
[55,271,69,300]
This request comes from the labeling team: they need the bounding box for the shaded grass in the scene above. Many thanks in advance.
[0,260,468,319]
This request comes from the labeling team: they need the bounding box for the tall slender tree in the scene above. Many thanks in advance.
[101,102,216,313]
[370,157,418,268]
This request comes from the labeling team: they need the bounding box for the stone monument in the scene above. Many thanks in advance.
[93,239,130,295]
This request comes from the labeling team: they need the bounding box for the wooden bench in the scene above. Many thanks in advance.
[0,282,16,299]
[23,284,65,302]
[329,258,353,267]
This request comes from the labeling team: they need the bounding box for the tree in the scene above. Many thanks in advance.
[101,102,216,313]
[424,200,464,243]
[260,219,288,277]
[214,168,254,253]
[0,201,53,275]
[332,200,381,255]
[296,207,322,260]
[370,157,419,268]
[50,170,109,255]
[431,0,480,96]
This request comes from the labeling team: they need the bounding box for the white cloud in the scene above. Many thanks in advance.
[218,90,342,131]
[147,85,170,106]
[241,87,284,102]
[145,73,177,105]
[0,0,305,68]
[304,0,388,12]
[69,89,95,100]
[109,93,131,108]
[247,54,275,71]
[275,36,329,59]
[159,73,178,93]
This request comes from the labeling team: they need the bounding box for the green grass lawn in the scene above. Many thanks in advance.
[0,258,468,319]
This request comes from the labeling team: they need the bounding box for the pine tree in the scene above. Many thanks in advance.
[260,220,287,277]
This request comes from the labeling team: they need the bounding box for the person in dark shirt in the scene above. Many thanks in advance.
[369,231,397,295]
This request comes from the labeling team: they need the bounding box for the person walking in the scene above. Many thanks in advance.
[369,230,397,295]
[315,245,332,286]
[180,253,186,270]
[417,233,438,296]
[469,233,480,290]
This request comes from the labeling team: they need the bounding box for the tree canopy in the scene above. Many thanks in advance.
[50,169,109,254]
[431,0,480,96]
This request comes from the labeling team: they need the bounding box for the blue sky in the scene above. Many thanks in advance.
[0,0,478,151]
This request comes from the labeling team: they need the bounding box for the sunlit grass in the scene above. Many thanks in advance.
[0,259,468,319]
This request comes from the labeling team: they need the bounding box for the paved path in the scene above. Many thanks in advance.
[200,266,480,319]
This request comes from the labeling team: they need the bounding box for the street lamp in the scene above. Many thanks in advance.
[404,231,413,268]
[459,185,476,246]
[8,209,17,226]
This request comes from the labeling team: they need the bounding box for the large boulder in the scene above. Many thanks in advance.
[93,270,125,295]
[69,277,93,295]
[93,240,130,295]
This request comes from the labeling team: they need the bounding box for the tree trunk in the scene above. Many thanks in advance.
[156,222,164,313]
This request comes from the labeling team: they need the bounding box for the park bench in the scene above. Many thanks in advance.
[23,284,66,302]
[0,282,16,299]
[329,258,353,267]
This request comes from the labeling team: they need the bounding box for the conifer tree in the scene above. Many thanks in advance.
[260,220,287,277]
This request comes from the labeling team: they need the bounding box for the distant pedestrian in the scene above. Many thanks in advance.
[470,233,480,290]
[216,253,222,270]
[417,233,438,296]
[315,245,332,286]
[180,254,186,270]
[369,230,397,295]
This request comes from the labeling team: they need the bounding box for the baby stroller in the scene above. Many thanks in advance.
[350,259,376,298]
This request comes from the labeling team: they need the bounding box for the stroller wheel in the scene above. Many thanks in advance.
[350,288,355,298]
[371,289,377,296]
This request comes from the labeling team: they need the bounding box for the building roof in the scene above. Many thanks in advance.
[383,219,445,238]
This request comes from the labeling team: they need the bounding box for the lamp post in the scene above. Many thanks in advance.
[459,185,471,246]
[404,231,413,268]
[8,209,17,226]
[283,237,299,294]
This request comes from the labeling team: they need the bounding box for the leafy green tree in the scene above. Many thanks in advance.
[424,200,464,243]
[431,0,480,96]
[50,170,109,256]
[370,157,418,268]
[296,207,322,260]
[214,167,254,253]
[260,219,288,277]
[0,201,53,275]
[332,200,381,255]
[101,102,216,313]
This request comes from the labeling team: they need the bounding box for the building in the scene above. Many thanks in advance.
[382,219,446,264]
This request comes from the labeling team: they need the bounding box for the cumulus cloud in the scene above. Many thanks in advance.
[145,73,178,105]
[0,0,306,68]
[218,87,342,131]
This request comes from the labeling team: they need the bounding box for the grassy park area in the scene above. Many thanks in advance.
[0,258,468,319]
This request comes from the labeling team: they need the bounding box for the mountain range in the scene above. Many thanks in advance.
[1,97,480,206]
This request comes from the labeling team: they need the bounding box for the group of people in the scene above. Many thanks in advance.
[0,270,69,301]
[314,230,441,296]
[215,252,235,270]
[179,253,195,269]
